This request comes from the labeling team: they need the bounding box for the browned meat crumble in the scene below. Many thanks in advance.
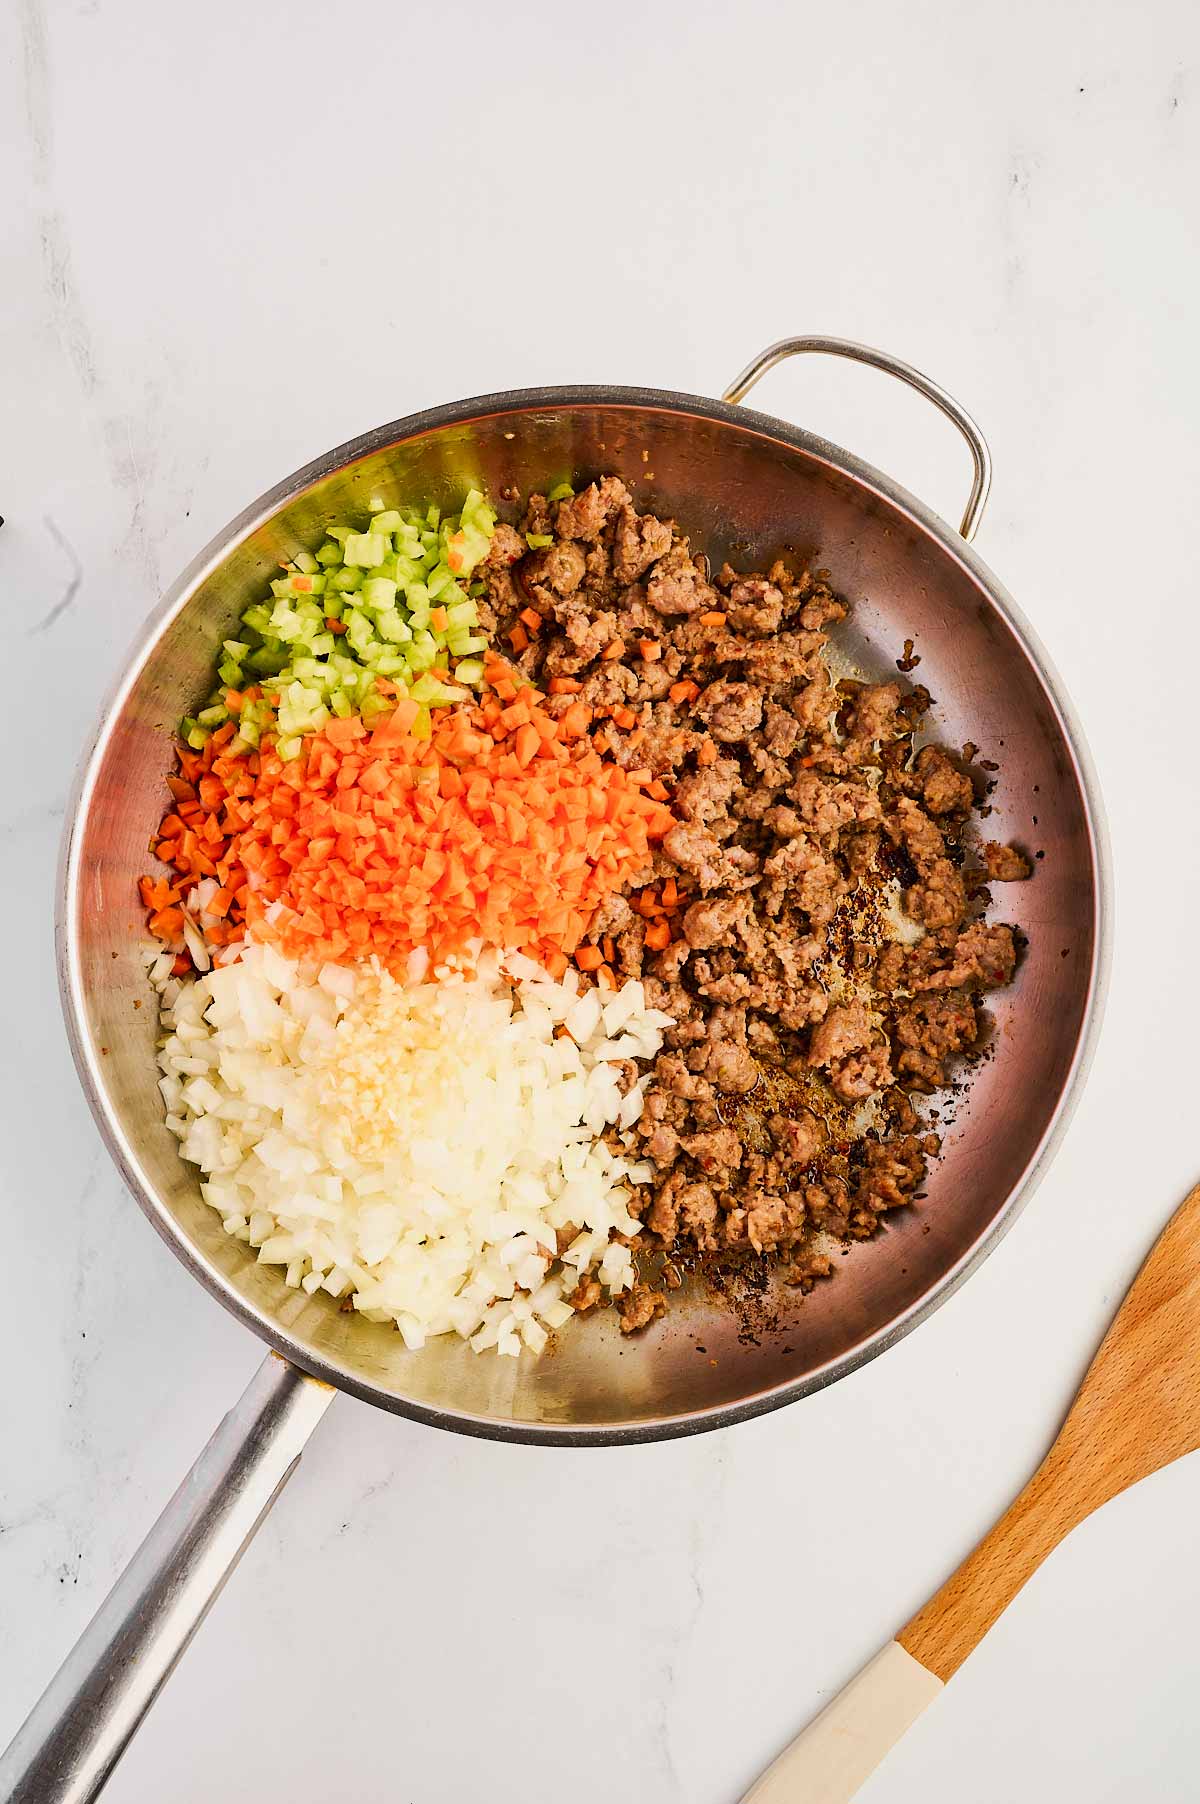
[481,478,1030,1327]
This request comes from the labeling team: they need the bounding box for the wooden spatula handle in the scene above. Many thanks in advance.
[898,1457,1070,1680]
[740,1457,1075,1801]
[739,1642,943,1803]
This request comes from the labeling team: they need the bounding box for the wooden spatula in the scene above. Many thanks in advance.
[742,1182,1200,1803]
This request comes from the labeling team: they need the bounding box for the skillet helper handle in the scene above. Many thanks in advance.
[722,336,992,542]
[0,1352,334,1804]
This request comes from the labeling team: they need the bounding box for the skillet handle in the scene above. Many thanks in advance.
[722,336,992,542]
[0,1352,335,1804]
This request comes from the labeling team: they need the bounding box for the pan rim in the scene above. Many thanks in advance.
[56,383,1112,1445]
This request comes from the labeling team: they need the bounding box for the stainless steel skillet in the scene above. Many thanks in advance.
[2,338,1109,1802]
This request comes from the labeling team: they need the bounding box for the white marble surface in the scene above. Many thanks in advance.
[3,1,1200,1798]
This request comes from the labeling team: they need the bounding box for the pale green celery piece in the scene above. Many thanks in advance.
[223,639,250,662]
[237,721,261,748]
[376,609,413,644]
[369,510,403,533]
[186,725,209,751]
[374,649,409,676]
[329,567,363,593]
[241,605,273,634]
[360,689,391,722]
[526,532,554,549]
[547,482,575,502]
[366,556,399,583]
[344,609,374,656]
[197,703,228,727]
[326,525,352,543]
[315,541,343,566]
[276,735,303,760]
[360,576,398,611]
[454,658,485,685]
[218,660,241,687]
[330,689,353,718]
[426,504,440,527]
[427,565,455,601]
[454,633,488,654]
[293,549,319,574]
[406,635,437,672]
[444,600,475,629]
[410,706,433,742]
[403,580,431,612]
[343,531,389,567]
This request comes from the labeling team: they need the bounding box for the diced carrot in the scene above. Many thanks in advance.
[662,877,678,907]
[596,963,616,989]
[575,945,604,971]
[514,723,540,768]
[325,617,347,634]
[646,779,670,801]
[644,919,671,951]
[696,740,718,767]
[601,637,625,661]
[548,677,581,695]
[429,606,449,633]
[508,623,529,653]
[559,702,592,738]
[638,640,661,662]
[519,607,542,633]
[611,707,637,731]
[669,680,700,704]
[698,611,726,627]
[145,667,677,977]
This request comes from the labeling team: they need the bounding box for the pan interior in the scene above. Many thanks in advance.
[62,396,1102,1437]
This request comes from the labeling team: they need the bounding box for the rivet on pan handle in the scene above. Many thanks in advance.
[722,336,993,543]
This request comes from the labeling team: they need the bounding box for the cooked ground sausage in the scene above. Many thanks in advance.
[498,483,1027,1328]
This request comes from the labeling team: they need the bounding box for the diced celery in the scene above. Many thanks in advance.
[547,481,574,502]
[526,532,554,549]
[410,707,433,742]
[196,489,502,753]
[376,609,413,644]
[343,531,389,568]
[360,577,397,612]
